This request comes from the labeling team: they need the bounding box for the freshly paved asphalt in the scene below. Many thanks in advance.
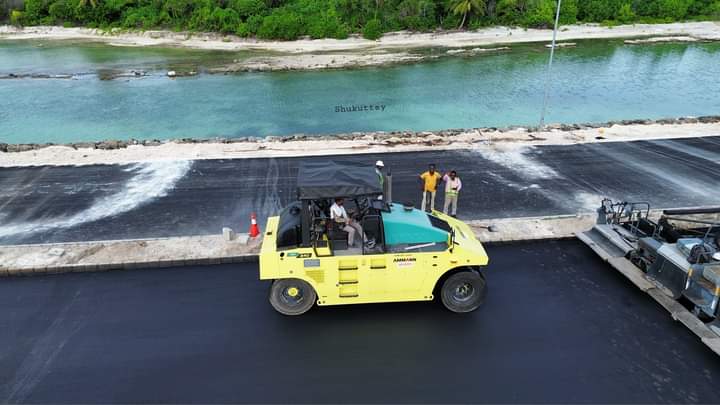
[2,240,720,403]
[2,136,720,244]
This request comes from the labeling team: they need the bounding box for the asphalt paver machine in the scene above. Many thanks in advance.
[579,199,720,343]
[259,161,490,315]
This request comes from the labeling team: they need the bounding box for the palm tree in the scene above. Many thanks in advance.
[447,0,486,29]
[77,0,99,8]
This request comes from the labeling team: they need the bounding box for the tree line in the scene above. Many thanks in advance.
[5,0,720,40]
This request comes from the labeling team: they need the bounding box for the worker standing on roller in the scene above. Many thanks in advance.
[419,164,442,212]
[442,170,462,218]
[375,160,387,199]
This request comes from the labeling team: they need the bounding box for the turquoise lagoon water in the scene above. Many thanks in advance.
[0,39,719,143]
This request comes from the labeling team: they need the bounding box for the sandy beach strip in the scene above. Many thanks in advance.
[2,118,718,167]
[1,22,718,54]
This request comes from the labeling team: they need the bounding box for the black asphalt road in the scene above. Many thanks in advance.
[2,136,720,244]
[2,240,720,403]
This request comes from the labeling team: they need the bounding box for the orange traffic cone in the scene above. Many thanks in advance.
[249,212,260,238]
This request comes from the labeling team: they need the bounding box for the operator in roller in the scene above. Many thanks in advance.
[331,198,364,247]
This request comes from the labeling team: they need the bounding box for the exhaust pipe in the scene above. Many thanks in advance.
[386,172,392,204]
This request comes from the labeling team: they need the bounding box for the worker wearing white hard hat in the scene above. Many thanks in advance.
[375,160,386,200]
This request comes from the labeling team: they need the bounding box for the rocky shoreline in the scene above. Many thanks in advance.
[211,51,429,73]
[2,115,718,153]
[624,35,708,44]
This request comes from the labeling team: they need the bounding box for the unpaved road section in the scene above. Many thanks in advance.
[0,234,259,275]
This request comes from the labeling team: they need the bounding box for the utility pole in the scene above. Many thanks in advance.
[539,0,562,128]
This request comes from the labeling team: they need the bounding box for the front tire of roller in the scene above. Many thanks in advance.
[441,271,487,313]
[269,278,316,316]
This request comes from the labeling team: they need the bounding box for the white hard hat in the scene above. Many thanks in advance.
[375,160,384,167]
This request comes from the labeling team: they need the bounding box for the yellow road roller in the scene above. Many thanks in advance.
[259,161,489,315]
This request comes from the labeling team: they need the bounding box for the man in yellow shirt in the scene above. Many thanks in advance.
[419,164,442,212]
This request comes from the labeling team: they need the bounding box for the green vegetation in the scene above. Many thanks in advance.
[6,0,720,40]
[362,18,382,39]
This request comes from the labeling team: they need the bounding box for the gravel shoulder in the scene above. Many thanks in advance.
[2,116,718,167]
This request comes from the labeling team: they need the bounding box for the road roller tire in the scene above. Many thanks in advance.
[269,278,316,316]
[440,271,487,313]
